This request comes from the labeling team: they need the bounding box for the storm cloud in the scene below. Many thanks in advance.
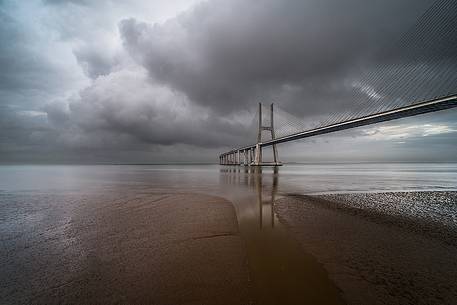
[118,0,442,115]
[48,67,248,148]
[0,0,456,163]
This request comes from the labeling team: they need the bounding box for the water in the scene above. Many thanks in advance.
[1,163,456,304]
[1,163,456,193]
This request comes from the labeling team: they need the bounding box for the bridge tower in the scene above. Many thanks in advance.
[254,103,281,166]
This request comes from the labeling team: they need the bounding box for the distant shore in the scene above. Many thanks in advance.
[274,191,457,305]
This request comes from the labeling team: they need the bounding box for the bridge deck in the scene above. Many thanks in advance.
[221,94,457,157]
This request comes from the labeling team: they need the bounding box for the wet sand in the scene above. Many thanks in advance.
[0,191,252,304]
[1,165,347,305]
[274,191,457,305]
[3,165,456,305]
[220,167,346,305]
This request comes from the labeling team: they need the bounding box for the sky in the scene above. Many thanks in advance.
[0,0,456,164]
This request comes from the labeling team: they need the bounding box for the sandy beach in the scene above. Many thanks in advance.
[2,164,457,305]
[1,191,252,305]
[274,191,457,305]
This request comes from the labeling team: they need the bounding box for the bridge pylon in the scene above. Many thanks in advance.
[218,102,282,166]
[252,103,281,166]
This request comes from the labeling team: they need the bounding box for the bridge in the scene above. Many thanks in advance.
[219,0,457,166]
[219,95,457,166]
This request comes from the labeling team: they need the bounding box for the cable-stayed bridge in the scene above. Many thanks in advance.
[219,0,457,166]
[219,95,457,165]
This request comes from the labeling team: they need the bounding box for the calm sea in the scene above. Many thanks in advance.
[0,163,456,193]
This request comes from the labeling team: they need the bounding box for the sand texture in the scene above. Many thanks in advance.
[0,191,252,305]
[274,192,457,305]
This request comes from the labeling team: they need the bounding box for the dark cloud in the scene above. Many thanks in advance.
[73,46,119,79]
[1,0,456,163]
[119,0,444,117]
[43,68,251,149]
[0,10,54,92]
[0,4,85,111]
[0,105,57,160]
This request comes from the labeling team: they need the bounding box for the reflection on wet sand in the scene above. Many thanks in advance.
[255,167,277,229]
[220,166,278,229]
[219,166,345,305]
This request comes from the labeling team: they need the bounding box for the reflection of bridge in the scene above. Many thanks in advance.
[220,166,278,229]
[219,0,457,166]
[219,95,457,166]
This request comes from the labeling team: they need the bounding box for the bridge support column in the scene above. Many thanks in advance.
[254,143,262,165]
[252,102,281,166]
[270,103,279,165]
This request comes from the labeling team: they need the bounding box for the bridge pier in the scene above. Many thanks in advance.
[254,143,262,165]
